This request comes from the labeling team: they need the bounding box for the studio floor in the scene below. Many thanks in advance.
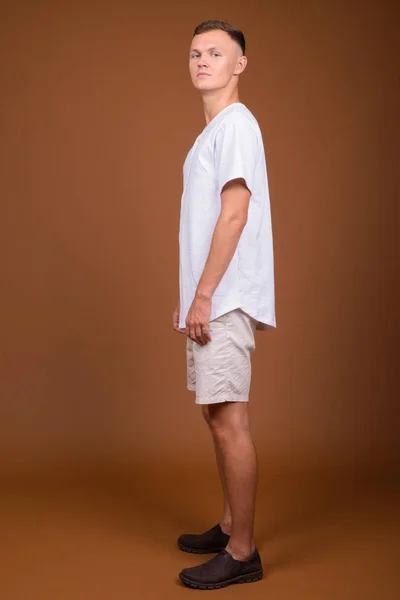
[1,462,399,599]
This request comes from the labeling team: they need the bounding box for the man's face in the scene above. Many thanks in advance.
[189,30,243,92]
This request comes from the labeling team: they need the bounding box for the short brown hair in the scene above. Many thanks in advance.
[193,20,246,55]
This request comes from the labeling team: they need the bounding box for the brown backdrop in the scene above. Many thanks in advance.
[0,0,398,479]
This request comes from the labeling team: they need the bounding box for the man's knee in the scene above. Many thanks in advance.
[207,402,250,439]
[202,405,211,425]
[202,403,227,436]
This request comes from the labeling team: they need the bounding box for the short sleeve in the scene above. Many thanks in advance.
[214,117,260,197]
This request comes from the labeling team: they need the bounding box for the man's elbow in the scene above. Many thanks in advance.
[219,210,248,229]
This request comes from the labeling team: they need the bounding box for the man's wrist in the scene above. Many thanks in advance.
[195,288,213,301]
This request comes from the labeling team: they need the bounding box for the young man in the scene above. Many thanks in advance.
[172,20,276,589]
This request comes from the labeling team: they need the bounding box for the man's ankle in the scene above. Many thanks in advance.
[219,521,232,535]
[225,542,256,561]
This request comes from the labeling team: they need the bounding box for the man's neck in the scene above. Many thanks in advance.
[202,92,241,125]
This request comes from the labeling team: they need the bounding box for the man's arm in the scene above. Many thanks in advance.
[196,178,250,300]
[185,177,250,344]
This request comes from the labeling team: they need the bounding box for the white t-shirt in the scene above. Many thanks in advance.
[178,102,276,330]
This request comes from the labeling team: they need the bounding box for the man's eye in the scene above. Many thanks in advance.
[212,53,220,57]
[191,54,199,59]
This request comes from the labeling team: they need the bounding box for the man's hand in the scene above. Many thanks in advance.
[185,294,212,346]
[172,303,186,335]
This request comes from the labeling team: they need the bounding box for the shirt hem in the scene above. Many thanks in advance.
[179,304,276,330]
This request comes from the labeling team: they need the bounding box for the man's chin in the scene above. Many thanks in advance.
[193,81,215,91]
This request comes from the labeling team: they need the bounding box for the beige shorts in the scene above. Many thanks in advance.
[186,308,258,405]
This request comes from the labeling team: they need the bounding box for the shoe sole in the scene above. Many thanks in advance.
[177,541,227,554]
[179,569,263,589]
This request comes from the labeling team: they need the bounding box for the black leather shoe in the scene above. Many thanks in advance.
[177,523,230,554]
[179,547,263,589]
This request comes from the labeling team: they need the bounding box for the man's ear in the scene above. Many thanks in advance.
[235,55,247,75]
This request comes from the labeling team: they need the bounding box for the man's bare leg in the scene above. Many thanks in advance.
[206,401,258,560]
[202,405,232,534]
